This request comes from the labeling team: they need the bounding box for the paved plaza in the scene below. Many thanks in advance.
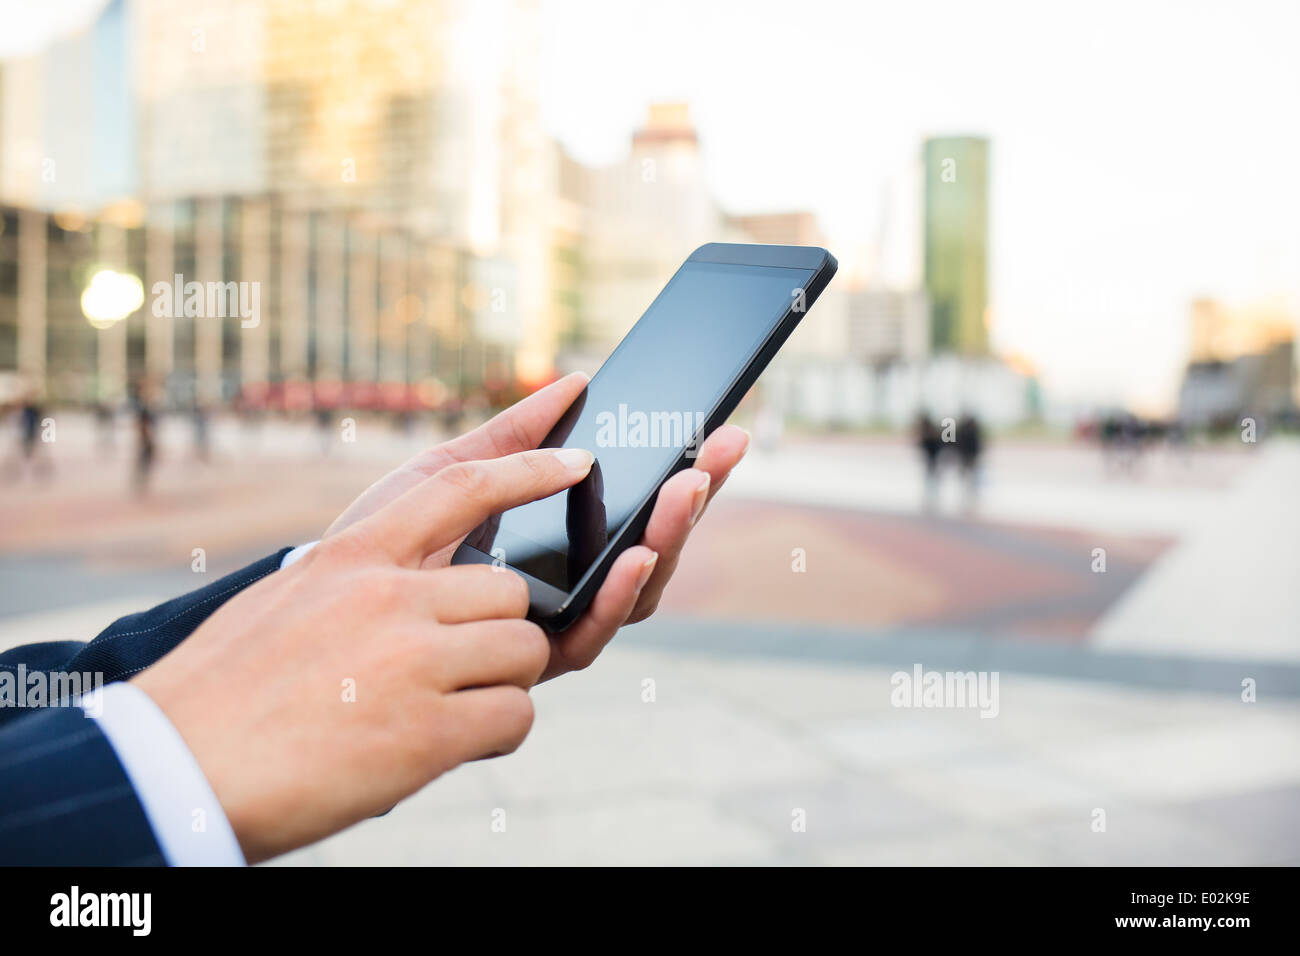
[2,414,1296,865]
[274,644,1300,866]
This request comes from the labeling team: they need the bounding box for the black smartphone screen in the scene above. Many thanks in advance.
[464,259,815,591]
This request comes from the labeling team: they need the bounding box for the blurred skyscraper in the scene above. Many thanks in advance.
[0,0,136,210]
[0,6,1034,426]
[923,136,989,355]
[0,0,569,405]
[127,0,543,245]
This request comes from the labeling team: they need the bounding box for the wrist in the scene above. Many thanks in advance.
[130,670,271,862]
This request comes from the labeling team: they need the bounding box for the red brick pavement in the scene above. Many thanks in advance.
[1,455,1168,638]
[658,500,1168,639]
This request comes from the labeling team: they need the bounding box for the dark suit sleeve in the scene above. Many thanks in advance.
[57,547,292,685]
[0,547,292,709]
[0,707,164,865]
[0,548,292,865]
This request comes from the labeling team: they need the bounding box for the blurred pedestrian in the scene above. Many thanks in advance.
[131,385,157,497]
[1101,411,1145,476]
[955,412,984,511]
[192,402,211,463]
[1166,418,1192,468]
[314,405,332,456]
[94,401,116,458]
[915,412,942,512]
[3,392,54,483]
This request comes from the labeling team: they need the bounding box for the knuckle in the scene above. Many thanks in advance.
[503,572,531,616]
[561,643,599,672]
[364,568,404,607]
[496,689,535,751]
[437,461,492,501]
[505,414,533,458]
[469,565,530,617]
[316,530,373,567]
[393,626,431,662]
[519,450,550,481]
[627,600,659,625]
[516,621,550,670]
[406,451,446,479]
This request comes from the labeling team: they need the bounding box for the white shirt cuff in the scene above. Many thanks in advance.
[281,540,318,568]
[84,681,246,866]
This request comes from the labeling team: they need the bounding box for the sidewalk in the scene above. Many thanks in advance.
[2,421,1294,865]
[1091,440,1300,662]
[4,594,1294,865]
[727,435,1251,537]
[274,642,1300,866]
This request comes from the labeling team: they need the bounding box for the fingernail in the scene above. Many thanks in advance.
[554,448,594,474]
[635,552,658,590]
[738,427,752,455]
[689,471,710,525]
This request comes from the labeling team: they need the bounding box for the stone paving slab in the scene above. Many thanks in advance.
[1091,441,1300,662]
[270,644,1300,866]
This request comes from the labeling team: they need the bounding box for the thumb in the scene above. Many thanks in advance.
[360,447,595,567]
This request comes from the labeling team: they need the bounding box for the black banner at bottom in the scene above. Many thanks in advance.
[4,864,1280,942]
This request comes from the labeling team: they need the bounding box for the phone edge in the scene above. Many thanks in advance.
[457,244,839,634]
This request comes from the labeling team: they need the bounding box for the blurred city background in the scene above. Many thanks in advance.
[0,0,1297,865]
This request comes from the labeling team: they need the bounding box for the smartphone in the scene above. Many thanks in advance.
[452,242,838,632]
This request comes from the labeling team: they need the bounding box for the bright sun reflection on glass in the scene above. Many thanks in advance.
[81,269,145,329]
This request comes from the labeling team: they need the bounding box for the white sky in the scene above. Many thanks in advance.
[0,0,105,56]
[6,0,1299,411]
[540,0,1300,411]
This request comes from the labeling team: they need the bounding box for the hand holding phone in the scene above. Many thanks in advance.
[454,243,837,631]
[316,368,751,679]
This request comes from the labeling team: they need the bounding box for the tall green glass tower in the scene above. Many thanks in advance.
[923,136,989,355]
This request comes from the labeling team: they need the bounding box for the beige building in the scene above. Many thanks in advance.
[1,0,572,402]
[130,0,540,238]
[1188,297,1296,364]
[727,211,825,248]
[573,104,735,358]
[135,0,554,392]
[2,9,875,406]
[1181,297,1299,420]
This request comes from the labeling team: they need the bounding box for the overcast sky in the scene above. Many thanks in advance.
[6,0,1299,411]
[540,0,1300,412]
